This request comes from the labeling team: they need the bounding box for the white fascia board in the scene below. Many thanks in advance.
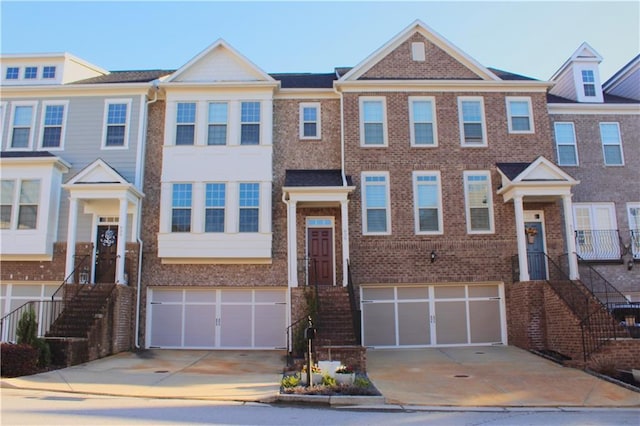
[63,183,144,200]
[0,156,71,172]
[335,80,552,93]
[159,81,279,90]
[0,84,153,97]
[284,186,355,203]
[548,103,640,115]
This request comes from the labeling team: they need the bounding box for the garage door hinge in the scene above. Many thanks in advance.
[275,302,287,305]
[150,346,160,349]
[150,302,161,304]
[490,297,501,300]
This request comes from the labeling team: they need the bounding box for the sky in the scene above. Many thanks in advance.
[1,1,639,82]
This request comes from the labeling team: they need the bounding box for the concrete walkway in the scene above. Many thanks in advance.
[1,346,639,408]
[367,346,640,407]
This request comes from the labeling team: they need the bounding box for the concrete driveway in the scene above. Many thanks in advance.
[1,350,285,402]
[367,346,640,407]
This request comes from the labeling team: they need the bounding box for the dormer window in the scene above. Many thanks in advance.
[43,66,56,79]
[24,67,38,79]
[581,70,596,97]
[6,67,19,80]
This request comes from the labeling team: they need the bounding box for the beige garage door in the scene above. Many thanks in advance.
[361,284,505,347]
[148,288,287,349]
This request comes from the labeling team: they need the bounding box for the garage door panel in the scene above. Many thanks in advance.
[398,302,430,345]
[152,289,183,303]
[150,304,182,347]
[255,304,286,347]
[184,305,215,347]
[469,300,502,343]
[185,290,216,303]
[220,304,252,347]
[435,301,468,344]
[363,302,396,346]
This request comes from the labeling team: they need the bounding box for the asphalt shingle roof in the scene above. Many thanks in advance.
[284,170,352,187]
[270,73,337,89]
[547,93,639,104]
[0,151,56,158]
[496,162,531,181]
[74,70,173,84]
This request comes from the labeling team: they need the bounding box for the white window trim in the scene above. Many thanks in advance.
[238,182,260,233]
[463,170,495,234]
[458,97,487,147]
[7,101,38,151]
[359,97,388,147]
[0,102,6,147]
[299,102,321,140]
[1,178,42,231]
[599,122,624,166]
[506,96,534,134]
[572,202,618,230]
[409,96,438,147]
[413,171,443,235]
[38,100,69,151]
[361,171,391,235]
[101,99,132,150]
[554,122,579,166]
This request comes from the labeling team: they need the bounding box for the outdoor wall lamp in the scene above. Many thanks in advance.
[628,260,634,271]
[430,250,437,263]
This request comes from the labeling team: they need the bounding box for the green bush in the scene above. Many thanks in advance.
[15,308,50,368]
[281,374,301,388]
[322,374,337,387]
[1,343,39,377]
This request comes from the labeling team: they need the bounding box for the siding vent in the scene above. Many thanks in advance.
[412,42,426,61]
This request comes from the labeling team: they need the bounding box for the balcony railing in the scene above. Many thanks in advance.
[575,229,622,261]
[631,230,640,260]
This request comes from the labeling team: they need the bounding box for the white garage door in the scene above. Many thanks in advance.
[148,288,287,349]
[361,284,505,347]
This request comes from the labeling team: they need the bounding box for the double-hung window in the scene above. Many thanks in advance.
[362,173,390,234]
[554,122,578,166]
[176,102,196,145]
[409,97,436,146]
[6,67,19,80]
[239,183,259,232]
[582,70,596,97]
[24,67,37,79]
[103,100,130,148]
[240,102,260,145]
[413,172,442,234]
[458,97,487,146]
[10,104,36,149]
[43,66,56,79]
[171,183,192,232]
[41,102,67,149]
[205,183,225,232]
[360,97,387,146]
[506,97,533,133]
[1,180,15,229]
[17,180,40,229]
[599,122,624,166]
[464,171,494,233]
[300,103,320,139]
[207,102,227,145]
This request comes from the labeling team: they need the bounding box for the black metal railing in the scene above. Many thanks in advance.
[631,230,640,260]
[574,254,637,312]
[346,260,362,345]
[575,229,623,261]
[0,255,91,343]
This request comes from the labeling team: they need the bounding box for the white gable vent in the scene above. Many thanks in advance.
[411,42,426,61]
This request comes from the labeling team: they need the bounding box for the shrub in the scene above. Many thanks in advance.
[33,338,51,368]
[322,374,337,387]
[354,377,372,388]
[16,308,38,346]
[1,343,39,377]
[281,374,301,388]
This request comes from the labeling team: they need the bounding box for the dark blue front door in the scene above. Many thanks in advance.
[525,222,546,280]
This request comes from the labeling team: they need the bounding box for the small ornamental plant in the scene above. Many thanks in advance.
[335,365,354,374]
[301,364,322,374]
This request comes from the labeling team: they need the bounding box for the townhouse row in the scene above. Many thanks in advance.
[1,21,638,353]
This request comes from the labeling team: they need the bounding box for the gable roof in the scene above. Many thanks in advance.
[604,54,640,89]
[75,70,173,84]
[339,20,500,82]
[550,42,602,81]
[66,159,129,185]
[285,170,352,187]
[166,39,275,83]
[497,157,577,183]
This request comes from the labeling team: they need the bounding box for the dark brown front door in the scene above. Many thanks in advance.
[95,225,118,283]
[308,228,333,286]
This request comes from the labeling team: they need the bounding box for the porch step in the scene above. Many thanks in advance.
[313,286,358,347]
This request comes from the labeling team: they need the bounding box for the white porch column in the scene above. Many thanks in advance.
[514,195,530,282]
[116,197,128,285]
[562,194,579,280]
[64,197,79,283]
[341,199,350,287]
[287,199,298,287]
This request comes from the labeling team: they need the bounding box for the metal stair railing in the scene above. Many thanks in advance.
[346,260,362,345]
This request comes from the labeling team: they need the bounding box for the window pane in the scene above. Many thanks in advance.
[106,126,125,146]
[470,208,490,230]
[25,67,37,79]
[367,210,387,233]
[582,70,594,82]
[511,117,530,131]
[584,85,596,97]
[176,125,195,145]
[558,145,577,165]
[205,209,224,232]
[604,145,622,165]
[240,124,259,145]
[18,205,37,229]
[241,102,260,122]
[303,107,317,121]
[205,183,225,207]
[6,67,19,79]
[509,101,529,116]
[207,125,226,145]
[14,106,32,126]
[364,123,384,144]
[363,101,382,121]
[239,183,259,207]
[555,123,575,143]
[43,66,56,78]
[464,123,483,142]
[44,105,64,125]
[365,185,386,208]
[12,128,30,148]
[419,209,439,231]
[42,127,61,147]
[600,124,620,144]
[171,210,191,232]
[208,103,227,123]
[20,181,40,203]
[107,104,127,124]
[413,101,432,122]
[1,181,14,204]
[303,122,317,137]
[177,103,195,124]
[239,209,259,232]
[417,184,437,207]
[462,101,481,121]
[172,184,192,207]
[0,206,11,229]
[414,123,433,144]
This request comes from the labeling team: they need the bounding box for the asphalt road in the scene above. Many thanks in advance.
[2,388,639,426]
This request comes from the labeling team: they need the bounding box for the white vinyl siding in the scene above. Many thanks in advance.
[458,97,487,146]
[8,102,37,150]
[362,172,390,235]
[359,97,387,146]
[554,122,578,166]
[464,171,494,234]
[599,122,624,166]
[299,102,321,139]
[413,171,443,234]
[39,101,68,150]
[506,97,534,133]
[409,97,437,146]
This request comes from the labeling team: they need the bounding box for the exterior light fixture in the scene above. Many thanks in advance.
[628,260,634,271]
[79,268,89,284]
[431,250,437,263]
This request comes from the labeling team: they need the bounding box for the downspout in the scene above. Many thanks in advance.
[338,85,347,187]
[134,82,159,349]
